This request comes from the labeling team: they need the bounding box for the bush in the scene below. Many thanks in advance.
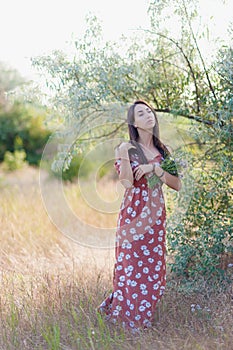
[3,150,27,171]
[0,102,51,166]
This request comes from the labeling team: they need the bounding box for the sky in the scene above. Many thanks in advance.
[0,0,232,81]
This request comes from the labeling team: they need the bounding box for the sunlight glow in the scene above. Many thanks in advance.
[0,0,232,80]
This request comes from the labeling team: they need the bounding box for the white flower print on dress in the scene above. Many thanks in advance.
[127,207,133,214]
[152,189,158,197]
[141,290,148,295]
[143,267,149,274]
[118,282,124,287]
[98,152,167,331]
[127,265,134,272]
[148,217,153,224]
[116,305,122,311]
[143,249,150,256]
[160,196,165,204]
[136,221,142,227]
[139,305,146,312]
[130,228,136,234]
[140,284,147,290]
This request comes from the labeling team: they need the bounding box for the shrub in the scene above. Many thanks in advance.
[3,150,27,171]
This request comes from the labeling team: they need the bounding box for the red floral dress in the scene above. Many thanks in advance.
[98,151,166,332]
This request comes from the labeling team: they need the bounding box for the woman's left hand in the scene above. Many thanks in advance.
[134,164,152,181]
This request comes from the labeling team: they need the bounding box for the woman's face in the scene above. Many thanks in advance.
[134,103,156,131]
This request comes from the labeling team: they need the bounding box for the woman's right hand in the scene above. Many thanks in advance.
[118,142,136,156]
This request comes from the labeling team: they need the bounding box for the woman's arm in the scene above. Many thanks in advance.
[153,165,182,192]
[115,142,135,189]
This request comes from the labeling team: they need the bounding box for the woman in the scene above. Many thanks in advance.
[97,100,181,332]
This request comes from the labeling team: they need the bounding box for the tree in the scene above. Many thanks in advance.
[32,3,232,281]
[0,64,51,165]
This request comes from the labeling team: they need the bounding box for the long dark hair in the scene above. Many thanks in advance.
[127,100,169,163]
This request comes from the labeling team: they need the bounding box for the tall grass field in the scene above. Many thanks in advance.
[0,166,232,350]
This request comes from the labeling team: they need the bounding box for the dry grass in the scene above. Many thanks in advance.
[0,166,232,350]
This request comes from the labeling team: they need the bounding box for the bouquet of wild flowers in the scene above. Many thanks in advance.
[146,154,187,189]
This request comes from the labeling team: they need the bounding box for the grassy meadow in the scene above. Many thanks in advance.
[0,165,232,350]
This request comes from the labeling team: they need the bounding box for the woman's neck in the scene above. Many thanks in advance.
[137,131,154,148]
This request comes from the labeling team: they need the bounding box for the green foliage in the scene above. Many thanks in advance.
[0,102,51,165]
[32,4,232,282]
[168,46,233,280]
[61,154,95,181]
[3,149,27,171]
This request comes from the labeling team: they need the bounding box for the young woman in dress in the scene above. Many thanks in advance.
[98,100,181,332]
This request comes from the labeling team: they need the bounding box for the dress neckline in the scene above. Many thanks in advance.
[147,153,161,161]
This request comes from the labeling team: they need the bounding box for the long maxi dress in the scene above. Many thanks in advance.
[98,150,167,332]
